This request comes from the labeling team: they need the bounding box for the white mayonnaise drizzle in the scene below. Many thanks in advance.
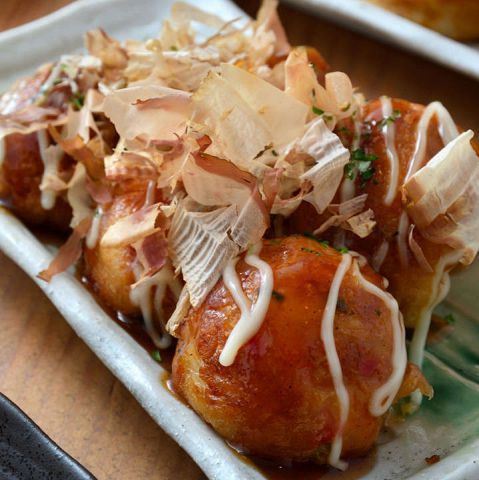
[39,62,64,97]
[371,239,389,272]
[0,137,5,167]
[380,96,400,206]
[85,208,103,249]
[409,249,463,370]
[408,250,462,408]
[352,261,407,416]
[352,112,362,151]
[37,130,62,210]
[321,253,352,471]
[130,261,182,349]
[219,241,273,367]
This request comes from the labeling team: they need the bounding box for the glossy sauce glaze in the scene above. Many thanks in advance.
[1,131,73,231]
[79,267,177,371]
[173,237,404,467]
[289,99,463,336]
[242,451,377,480]
[352,261,406,416]
[361,99,459,275]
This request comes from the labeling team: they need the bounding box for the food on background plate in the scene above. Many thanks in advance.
[368,0,479,40]
[0,0,477,472]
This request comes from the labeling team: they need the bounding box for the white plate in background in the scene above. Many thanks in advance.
[0,1,478,478]
[283,0,479,81]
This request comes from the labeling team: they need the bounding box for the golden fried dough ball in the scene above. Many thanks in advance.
[2,132,73,231]
[288,98,471,329]
[173,236,408,463]
[83,183,178,326]
[83,191,144,316]
[0,62,104,232]
[0,66,74,231]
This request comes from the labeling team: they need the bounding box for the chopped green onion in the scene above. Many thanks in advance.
[302,232,329,247]
[379,108,401,128]
[70,93,85,110]
[444,313,456,325]
[344,148,378,187]
[151,350,162,362]
[301,247,322,256]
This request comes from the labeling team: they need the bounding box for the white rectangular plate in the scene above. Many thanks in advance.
[284,0,479,81]
[1,1,478,478]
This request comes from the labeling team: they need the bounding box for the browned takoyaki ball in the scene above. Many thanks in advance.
[0,62,103,231]
[83,178,178,321]
[83,190,145,317]
[0,65,76,230]
[1,132,74,231]
[288,98,473,328]
[173,236,411,462]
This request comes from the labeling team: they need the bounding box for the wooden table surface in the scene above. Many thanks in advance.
[1,1,478,479]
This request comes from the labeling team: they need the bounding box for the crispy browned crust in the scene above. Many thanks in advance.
[287,98,465,328]
[83,192,144,317]
[0,65,73,231]
[173,236,400,462]
[2,132,73,231]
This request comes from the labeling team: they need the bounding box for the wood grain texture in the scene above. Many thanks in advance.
[0,0,478,479]
[0,0,72,32]
[0,254,205,479]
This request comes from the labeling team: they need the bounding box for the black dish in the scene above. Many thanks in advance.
[0,392,96,480]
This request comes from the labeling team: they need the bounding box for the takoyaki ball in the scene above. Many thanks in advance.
[288,98,469,328]
[267,46,329,84]
[0,65,72,229]
[83,190,145,317]
[83,178,177,322]
[356,99,477,328]
[0,62,101,231]
[1,132,73,231]
[0,65,73,230]
[173,236,409,462]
